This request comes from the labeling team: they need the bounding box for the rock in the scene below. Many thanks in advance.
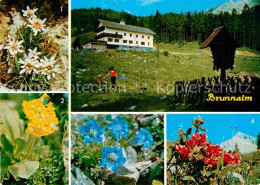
[160,95,167,100]
[126,106,137,111]
[222,171,245,185]
[81,104,88,108]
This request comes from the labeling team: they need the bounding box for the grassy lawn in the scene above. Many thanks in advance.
[71,42,260,112]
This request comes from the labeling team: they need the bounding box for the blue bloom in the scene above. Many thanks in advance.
[100,147,126,172]
[107,117,129,139]
[129,128,153,149]
[79,120,105,144]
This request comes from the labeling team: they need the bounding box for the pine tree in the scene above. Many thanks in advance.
[73,37,80,50]
[234,143,240,153]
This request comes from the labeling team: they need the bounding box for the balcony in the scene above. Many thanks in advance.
[94,32,123,40]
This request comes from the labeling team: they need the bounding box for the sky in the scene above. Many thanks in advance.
[167,114,260,144]
[71,0,234,16]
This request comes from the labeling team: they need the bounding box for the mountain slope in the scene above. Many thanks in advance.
[220,132,257,154]
[207,0,259,14]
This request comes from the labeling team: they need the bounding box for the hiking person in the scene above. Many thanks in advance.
[97,75,103,89]
[103,66,117,89]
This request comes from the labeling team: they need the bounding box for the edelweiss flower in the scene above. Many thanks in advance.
[18,57,40,75]
[100,147,126,172]
[40,55,61,80]
[107,117,129,139]
[0,44,4,50]
[79,120,105,144]
[4,39,24,55]
[22,93,59,137]
[22,6,38,18]
[28,47,41,60]
[27,17,47,36]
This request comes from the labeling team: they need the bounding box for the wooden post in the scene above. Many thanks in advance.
[221,68,226,82]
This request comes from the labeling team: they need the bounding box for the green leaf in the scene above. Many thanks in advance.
[0,147,11,180]
[1,134,14,154]
[186,128,192,135]
[220,166,238,178]
[199,126,207,131]
[150,164,163,179]
[217,157,223,170]
[8,160,39,180]
[182,175,196,182]
[14,138,27,158]
[0,105,23,143]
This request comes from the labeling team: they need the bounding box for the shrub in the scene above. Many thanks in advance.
[163,51,169,57]
[167,117,241,184]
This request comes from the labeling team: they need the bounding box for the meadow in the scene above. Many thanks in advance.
[71,42,260,112]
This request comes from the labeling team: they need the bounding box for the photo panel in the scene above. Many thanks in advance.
[71,0,260,112]
[0,93,69,184]
[71,114,164,185]
[0,0,69,91]
[166,113,260,184]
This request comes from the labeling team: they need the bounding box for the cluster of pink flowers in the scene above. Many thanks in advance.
[202,144,222,165]
[188,132,208,148]
[175,145,190,160]
[224,153,241,165]
[175,132,240,166]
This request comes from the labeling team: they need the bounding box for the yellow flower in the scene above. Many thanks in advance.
[22,94,59,137]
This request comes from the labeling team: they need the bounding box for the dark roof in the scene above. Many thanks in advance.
[98,19,155,35]
[200,27,224,49]
[83,41,107,45]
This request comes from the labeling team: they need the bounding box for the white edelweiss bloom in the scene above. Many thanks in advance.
[27,17,47,36]
[4,39,24,56]
[40,55,61,80]
[28,47,41,60]
[0,44,4,50]
[22,6,38,18]
[18,58,40,75]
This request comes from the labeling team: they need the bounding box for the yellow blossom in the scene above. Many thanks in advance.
[22,93,59,137]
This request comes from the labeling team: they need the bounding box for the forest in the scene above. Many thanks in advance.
[72,5,260,51]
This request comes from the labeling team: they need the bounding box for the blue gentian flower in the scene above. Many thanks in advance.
[79,120,105,144]
[100,147,126,172]
[129,128,153,149]
[107,117,129,139]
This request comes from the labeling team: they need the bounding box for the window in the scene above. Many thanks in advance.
[136,34,138,38]
[123,40,127,43]
[129,40,133,44]
[136,41,138,44]
[142,35,144,39]
[124,33,126,36]
[130,34,132,37]
[148,42,150,46]
[108,38,113,42]
[116,32,118,34]
[148,36,150,39]
[115,39,119,43]
[141,42,145,45]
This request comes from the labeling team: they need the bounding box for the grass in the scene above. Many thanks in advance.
[71,41,260,112]
[71,32,96,46]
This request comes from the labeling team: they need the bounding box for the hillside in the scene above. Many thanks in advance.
[71,42,260,112]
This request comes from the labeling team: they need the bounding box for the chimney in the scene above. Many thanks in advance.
[120,21,125,25]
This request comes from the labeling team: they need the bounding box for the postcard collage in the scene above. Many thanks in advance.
[0,0,259,184]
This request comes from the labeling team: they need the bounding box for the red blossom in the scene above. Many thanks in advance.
[202,144,222,165]
[224,153,241,165]
[188,132,208,148]
[175,145,190,160]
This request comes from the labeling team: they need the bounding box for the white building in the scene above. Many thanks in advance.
[94,19,155,51]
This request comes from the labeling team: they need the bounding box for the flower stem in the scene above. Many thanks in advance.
[24,135,36,160]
